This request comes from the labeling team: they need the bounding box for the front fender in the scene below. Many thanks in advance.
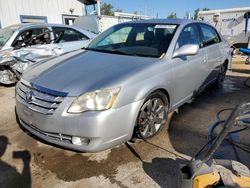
[113,61,173,109]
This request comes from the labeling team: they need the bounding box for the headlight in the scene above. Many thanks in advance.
[67,87,120,113]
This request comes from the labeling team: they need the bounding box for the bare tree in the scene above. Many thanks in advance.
[193,8,210,20]
[167,12,177,19]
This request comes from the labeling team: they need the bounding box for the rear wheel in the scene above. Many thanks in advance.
[215,64,227,88]
[132,91,168,141]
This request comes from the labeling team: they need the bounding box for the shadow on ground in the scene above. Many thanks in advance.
[143,157,186,188]
[0,135,31,188]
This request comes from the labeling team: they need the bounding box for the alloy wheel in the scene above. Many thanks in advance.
[137,97,167,139]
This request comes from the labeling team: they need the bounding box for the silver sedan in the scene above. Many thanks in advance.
[16,19,232,152]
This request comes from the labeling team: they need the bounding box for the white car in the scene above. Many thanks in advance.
[0,23,96,52]
[0,23,96,85]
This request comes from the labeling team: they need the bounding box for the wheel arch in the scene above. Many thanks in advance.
[223,59,229,70]
[224,59,229,66]
[142,87,171,107]
[131,87,170,141]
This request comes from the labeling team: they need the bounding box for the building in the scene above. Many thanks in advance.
[0,0,90,28]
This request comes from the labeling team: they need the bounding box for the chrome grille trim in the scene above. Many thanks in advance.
[18,81,64,103]
[16,81,65,115]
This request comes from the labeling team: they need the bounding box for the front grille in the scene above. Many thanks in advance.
[21,119,72,144]
[16,81,66,115]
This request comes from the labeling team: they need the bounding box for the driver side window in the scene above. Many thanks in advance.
[176,24,201,49]
[12,28,50,49]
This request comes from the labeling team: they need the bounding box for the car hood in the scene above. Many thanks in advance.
[22,50,158,96]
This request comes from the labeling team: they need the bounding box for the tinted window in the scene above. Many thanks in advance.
[176,24,201,49]
[12,28,50,49]
[53,27,88,43]
[88,23,178,58]
[200,24,221,46]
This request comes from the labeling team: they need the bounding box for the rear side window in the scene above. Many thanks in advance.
[176,24,201,49]
[53,27,89,43]
[200,24,221,46]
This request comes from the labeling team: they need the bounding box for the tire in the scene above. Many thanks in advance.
[214,64,227,88]
[132,91,169,142]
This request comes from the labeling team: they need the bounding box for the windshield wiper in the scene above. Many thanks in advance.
[82,47,158,58]
[83,47,129,55]
[129,53,158,58]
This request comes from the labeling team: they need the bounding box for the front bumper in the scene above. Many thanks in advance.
[16,96,143,152]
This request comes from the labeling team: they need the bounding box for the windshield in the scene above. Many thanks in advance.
[0,26,15,49]
[88,23,178,58]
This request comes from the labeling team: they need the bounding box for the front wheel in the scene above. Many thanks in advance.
[133,91,168,140]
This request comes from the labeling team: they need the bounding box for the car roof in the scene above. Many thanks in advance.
[6,23,81,31]
[4,23,96,38]
[124,18,199,25]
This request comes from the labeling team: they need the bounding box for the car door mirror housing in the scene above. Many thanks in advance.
[173,44,199,58]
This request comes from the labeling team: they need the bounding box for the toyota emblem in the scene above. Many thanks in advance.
[25,91,35,103]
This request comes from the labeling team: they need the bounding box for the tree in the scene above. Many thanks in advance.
[167,12,177,19]
[202,8,210,11]
[114,9,123,13]
[101,2,114,16]
[193,8,210,20]
[193,8,200,20]
[100,3,122,16]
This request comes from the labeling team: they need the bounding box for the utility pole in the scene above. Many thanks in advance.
[96,0,101,16]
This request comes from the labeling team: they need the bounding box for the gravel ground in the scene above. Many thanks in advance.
[0,56,249,188]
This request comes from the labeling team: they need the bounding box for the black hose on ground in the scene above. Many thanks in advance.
[244,77,250,88]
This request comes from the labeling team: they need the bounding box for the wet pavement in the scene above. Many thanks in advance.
[0,57,249,188]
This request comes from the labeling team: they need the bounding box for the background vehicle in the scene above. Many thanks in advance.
[198,7,250,51]
[0,23,96,52]
[0,23,96,85]
[16,19,232,152]
[74,12,153,34]
[74,0,152,34]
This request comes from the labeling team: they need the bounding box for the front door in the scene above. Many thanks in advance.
[171,24,207,106]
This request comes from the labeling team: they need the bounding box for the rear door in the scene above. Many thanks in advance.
[52,27,90,52]
[198,23,223,84]
[171,23,207,106]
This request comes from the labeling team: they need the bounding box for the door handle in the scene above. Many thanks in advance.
[203,57,207,63]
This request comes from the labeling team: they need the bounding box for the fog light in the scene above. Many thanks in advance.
[72,137,90,146]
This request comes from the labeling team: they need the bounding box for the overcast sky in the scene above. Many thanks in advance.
[101,0,250,18]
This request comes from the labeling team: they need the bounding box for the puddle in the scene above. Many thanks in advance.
[222,77,241,93]
[33,146,137,184]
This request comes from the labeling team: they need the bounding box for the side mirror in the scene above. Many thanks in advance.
[172,44,199,58]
